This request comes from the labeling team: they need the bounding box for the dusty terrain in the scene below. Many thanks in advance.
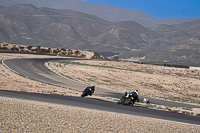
[0,53,200,132]
[1,97,200,133]
[49,60,200,105]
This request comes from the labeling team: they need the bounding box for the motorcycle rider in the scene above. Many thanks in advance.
[124,90,139,104]
[86,85,95,96]
[81,85,95,97]
[133,89,139,103]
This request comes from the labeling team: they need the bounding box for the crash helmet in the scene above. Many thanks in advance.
[134,90,138,95]
[91,85,95,90]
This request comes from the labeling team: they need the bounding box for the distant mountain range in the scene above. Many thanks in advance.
[0,4,160,51]
[0,4,200,65]
[146,19,200,64]
[0,0,199,27]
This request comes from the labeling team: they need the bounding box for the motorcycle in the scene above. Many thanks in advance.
[81,86,95,97]
[117,92,139,106]
[117,96,135,105]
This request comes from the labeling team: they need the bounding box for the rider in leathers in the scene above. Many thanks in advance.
[124,90,139,104]
[85,85,95,95]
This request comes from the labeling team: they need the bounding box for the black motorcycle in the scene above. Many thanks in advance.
[81,86,95,97]
[117,92,139,105]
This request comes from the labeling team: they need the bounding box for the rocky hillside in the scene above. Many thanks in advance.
[0,4,200,65]
[0,4,160,55]
[141,19,200,64]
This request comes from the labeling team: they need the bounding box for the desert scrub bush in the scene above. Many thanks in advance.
[165,107,172,112]
[157,107,164,110]
[182,107,192,111]
[49,90,60,95]
[182,111,194,115]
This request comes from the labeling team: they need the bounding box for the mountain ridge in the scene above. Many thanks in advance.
[0,4,160,52]
[0,0,199,27]
[0,4,200,65]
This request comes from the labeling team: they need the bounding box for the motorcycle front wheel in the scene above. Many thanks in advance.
[117,99,122,104]
[81,91,87,97]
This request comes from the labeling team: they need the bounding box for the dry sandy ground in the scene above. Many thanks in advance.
[49,60,200,104]
[0,53,200,132]
[1,97,200,133]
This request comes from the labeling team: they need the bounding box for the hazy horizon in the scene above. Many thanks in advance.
[82,0,200,19]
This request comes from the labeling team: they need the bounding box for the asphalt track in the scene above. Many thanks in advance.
[2,58,200,125]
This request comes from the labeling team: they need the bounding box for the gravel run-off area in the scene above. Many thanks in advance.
[1,97,200,133]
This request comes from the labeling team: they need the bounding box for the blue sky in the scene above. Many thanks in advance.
[82,0,200,19]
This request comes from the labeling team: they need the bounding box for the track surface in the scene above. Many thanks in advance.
[2,58,200,125]
[0,90,200,125]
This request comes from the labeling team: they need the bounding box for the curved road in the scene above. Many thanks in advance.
[2,58,200,125]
